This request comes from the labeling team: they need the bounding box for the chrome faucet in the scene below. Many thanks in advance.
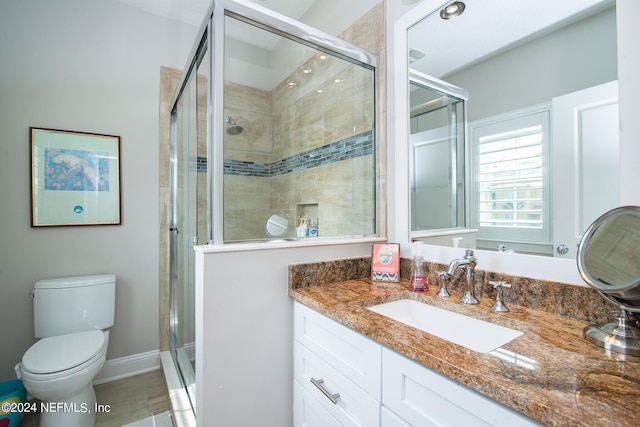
[446,249,479,304]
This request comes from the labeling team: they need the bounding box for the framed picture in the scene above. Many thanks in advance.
[371,243,400,282]
[30,127,121,227]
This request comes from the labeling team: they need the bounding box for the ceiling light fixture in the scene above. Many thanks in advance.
[440,1,465,20]
[409,48,426,63]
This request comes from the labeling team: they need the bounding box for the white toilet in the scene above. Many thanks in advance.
[20,274,116,427]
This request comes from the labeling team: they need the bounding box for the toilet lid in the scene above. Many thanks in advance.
[22,330,106,374]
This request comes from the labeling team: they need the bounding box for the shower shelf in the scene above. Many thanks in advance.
[296,203,318,226]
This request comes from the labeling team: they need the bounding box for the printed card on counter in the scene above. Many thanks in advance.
[371,243,400,282]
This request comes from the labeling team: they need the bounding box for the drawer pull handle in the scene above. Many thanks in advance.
[310,377,340,404]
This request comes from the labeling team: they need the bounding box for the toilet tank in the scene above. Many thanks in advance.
[33,274,116,338]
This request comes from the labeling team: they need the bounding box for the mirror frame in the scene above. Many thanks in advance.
[388,0,640,284]
[387,0,640,286]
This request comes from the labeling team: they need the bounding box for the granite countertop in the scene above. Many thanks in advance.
[289,279,640,427]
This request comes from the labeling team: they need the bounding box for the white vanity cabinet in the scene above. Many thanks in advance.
[293,302,382,426]
[293,302,542,427]
[382,349,543,427]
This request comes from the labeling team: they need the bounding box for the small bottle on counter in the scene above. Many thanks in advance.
[409,255,428,292]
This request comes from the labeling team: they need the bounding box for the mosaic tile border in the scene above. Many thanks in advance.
[195,130,373,176]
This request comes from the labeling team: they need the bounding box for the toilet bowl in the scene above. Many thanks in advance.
[21,330,108,427]
[20,274,116,427]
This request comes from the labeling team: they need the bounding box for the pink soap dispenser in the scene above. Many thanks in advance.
[409,242,428,292]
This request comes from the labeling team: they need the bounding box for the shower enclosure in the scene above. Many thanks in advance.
[168,37,208,415]
[409,70,467,232]
[167,0,377,422]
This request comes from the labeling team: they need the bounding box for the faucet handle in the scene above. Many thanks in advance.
[489,281,512,312]
[489,280,511,289]
[436,271,451,298]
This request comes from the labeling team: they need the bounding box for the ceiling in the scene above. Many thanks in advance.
[409,0,616,78]
[113,0,380,90]
[113,0,371,31]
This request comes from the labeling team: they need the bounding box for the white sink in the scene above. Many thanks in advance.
[367,299,523,353]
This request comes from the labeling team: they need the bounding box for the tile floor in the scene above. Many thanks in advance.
[21,370,173,427]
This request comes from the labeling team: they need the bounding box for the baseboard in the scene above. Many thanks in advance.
[93,349,161,385]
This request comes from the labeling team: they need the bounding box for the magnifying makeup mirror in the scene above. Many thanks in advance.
[265,214,289,237]
[577,205,640,356]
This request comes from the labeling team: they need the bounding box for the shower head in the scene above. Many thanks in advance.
[225,116,243,135]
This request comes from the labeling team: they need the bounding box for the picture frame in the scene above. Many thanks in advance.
[371,243,400,282]
[30,127,121,227]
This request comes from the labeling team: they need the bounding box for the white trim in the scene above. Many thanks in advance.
[194,235,385,254]
[93,349,161,385]
[469,102,551,128]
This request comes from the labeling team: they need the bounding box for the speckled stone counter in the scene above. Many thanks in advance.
[288,258,640,427]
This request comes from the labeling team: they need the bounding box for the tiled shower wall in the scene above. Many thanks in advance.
[222,4,383,241]
[223,81,275,240]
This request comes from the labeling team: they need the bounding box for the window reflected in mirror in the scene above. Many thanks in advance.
[470,109,550,254]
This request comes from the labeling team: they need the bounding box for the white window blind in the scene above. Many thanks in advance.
[472,110,550,248]
[478,124,543,228]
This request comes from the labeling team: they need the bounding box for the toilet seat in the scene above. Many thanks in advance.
[22,330,106,379]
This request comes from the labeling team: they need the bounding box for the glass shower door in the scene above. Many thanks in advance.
[170,54,206,413]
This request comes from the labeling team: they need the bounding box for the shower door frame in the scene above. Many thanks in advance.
[168,18,211,417]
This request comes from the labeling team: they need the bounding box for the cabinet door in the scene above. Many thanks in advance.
[295,341,381,427]
[382,349,543,427]
[294,381,344,427]
[294,302,382,397]
[381,406,412,427]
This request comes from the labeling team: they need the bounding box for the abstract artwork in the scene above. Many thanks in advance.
[30,128,121,226]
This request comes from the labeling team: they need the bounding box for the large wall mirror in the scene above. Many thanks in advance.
[407,0,618,259]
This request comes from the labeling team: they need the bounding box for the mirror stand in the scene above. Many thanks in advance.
[577,206,640,357]
[584,308,640,357]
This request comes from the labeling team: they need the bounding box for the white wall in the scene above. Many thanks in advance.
[447,7,617,122]
[195,242,374,427]
[0,0,197,381]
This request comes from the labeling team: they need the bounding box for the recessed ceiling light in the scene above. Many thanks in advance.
[409,48,426,63]
[440,1,465,20]
[302,68,312,75]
